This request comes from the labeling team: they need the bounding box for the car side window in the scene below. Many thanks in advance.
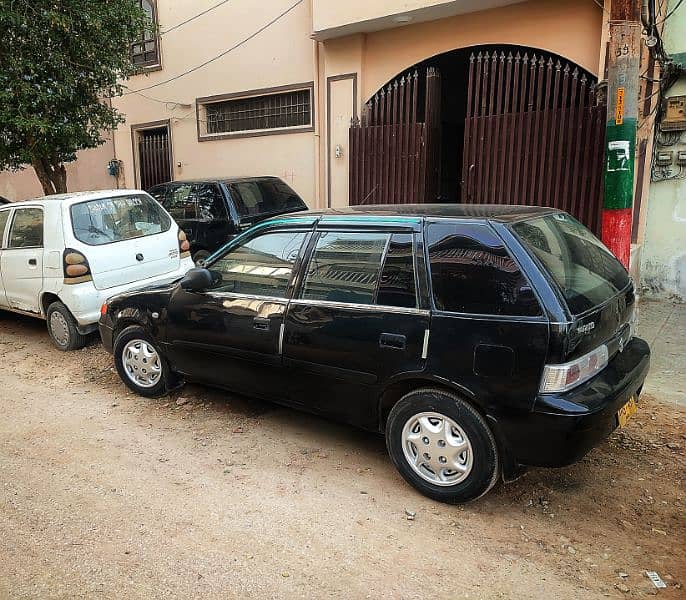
[9,208,44,248]
[376,233,417,308]
[165,184,195,220]
[301,231,389,305]
[148,185,168,205]
[0,210,9,247]
[209,230,307,298]
[426,222,541,316]
[194,184,227,221]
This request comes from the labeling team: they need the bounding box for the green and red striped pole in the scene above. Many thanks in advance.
[602,0,641,268]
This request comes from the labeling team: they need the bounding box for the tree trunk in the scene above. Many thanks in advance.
[31,157,68,196]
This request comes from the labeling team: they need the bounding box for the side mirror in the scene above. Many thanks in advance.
[180,268,214,292]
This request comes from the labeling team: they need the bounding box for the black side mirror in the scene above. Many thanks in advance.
[180,268,214,292]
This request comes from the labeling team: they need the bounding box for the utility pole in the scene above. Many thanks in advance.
[602,0,642,268]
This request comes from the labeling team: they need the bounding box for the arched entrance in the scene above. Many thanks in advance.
[349,44,606,234]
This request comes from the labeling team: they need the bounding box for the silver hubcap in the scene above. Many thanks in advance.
[121,339,162,388]
[401,412,473,486]
[49,311,70,347]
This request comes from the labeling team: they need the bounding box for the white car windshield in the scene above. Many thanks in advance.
[70,194,171,246]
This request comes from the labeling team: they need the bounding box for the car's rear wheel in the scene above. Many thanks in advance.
[386,388,500,503]
[46,301,87,351]
[114,326,171,397]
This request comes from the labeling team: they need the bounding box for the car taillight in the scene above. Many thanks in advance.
[63,249,92,284]
[539,345,609,394]
[178,229,190,258]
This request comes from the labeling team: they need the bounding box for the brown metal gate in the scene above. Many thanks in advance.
[137,127,172,191]
[461,51,606,235]
[349,68,441,205]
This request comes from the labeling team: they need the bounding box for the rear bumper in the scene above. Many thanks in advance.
[63,259,192,327]
[496,337,650,468]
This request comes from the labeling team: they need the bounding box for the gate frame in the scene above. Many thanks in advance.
[130,119,174,190]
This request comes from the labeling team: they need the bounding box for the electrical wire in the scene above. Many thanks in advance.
[124,0,304,95]
[656,0,684,24]
[160,0,231,35]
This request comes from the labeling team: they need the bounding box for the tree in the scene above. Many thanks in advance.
[0,1,149,195]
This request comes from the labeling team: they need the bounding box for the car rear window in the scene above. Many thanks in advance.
[70,194,172,246]
[228,179,306,221]
[512,213,630,315]
[427,222,541,316]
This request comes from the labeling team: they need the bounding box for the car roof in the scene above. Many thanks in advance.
[6,189,148,208]
[274,203,560,224]
[149,176,283,187]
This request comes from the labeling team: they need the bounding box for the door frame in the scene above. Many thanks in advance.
[130,119,174,189]
[326,73,358,208]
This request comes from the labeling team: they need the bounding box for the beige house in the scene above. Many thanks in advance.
[1,0,660,279]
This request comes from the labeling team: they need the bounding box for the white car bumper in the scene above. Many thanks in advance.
[64,258,193,328]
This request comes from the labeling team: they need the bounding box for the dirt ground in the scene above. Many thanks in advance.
[0,313,683,600]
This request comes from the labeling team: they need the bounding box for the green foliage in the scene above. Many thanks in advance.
[0,0,150,192]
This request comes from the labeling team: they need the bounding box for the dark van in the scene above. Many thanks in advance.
[99,205,650,503]
[148,176,307,262]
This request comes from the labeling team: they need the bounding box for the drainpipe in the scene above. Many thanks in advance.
[602,0,642,267]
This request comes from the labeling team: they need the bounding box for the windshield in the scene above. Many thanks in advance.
[512,213,630,315]
[70,194,172,246]
[228,179,306,221]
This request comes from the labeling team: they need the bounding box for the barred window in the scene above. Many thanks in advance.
[131,0,160,68]
[202,87,312,136]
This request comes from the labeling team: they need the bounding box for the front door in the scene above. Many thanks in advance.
[0,207,44,314]
[164,227,311,399]
[136,125,172,191]
[283,228,430,430]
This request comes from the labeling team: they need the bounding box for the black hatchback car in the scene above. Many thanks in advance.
[99,205,650,503]
[148,176,307,262]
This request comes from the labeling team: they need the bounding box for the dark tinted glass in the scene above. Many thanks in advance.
[512,213,630,315]
[302,231,388,305]
[194,184,227,220]
[9,208,43,248]
[427,222,541,316]
[163,184,194,220]
[148,185,168,205]
[377,233,417,308]
[229,179,306,221]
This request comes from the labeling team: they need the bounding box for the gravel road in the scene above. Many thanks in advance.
[0,313,683,599]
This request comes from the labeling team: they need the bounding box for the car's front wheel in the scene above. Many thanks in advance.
[113,326,171,397]
[386,388,500,503]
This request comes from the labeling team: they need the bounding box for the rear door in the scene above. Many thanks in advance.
[282,227,429,430]
[0,208,11,308]
[1,206,44,313]
[164,226,312,399]
[67,193,181,290]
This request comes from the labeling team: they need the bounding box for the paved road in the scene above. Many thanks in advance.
[0,312,683,599]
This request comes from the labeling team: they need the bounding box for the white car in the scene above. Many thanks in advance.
[0,189,194,350]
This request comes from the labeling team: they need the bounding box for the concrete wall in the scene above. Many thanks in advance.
[640,1,686,300]
[111,0,318,206]
[0,137,116,202]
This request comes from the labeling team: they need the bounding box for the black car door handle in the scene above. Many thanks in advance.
[28,258,37,266]
[379,333,406,351]
[253,317,270,331]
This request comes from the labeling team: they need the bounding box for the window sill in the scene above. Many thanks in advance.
[198,125,314,142]
[132,63,163,76]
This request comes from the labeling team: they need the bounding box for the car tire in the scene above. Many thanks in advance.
[46,301,88,351]
[386,388,500,503]
[113,325,171,397]
[193,250,210,265]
